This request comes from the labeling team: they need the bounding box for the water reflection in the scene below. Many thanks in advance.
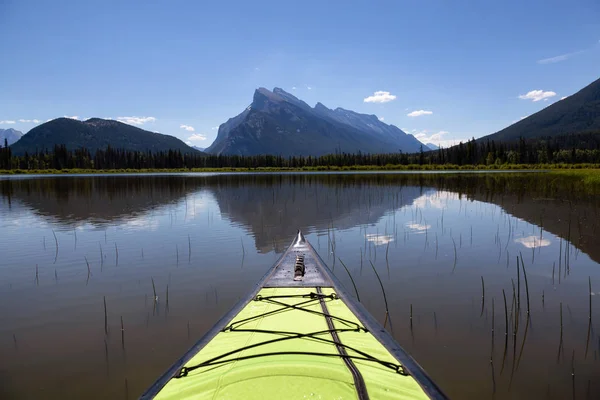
[2,173,598,261]
[0,175,203,228]
[1,172,600,399]
[514,236,551,248]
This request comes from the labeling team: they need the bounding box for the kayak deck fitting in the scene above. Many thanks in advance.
[141,231,446,399]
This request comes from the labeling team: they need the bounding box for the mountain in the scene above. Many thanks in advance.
[206,87,423,156]
[10,118,200,155]
[425,143,439,151]
[0,128,23,146]
[192,146,205,152]
[482,77,600,142]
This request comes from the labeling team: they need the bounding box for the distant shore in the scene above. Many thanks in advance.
[1,163,600,174]
[1,165,598,192]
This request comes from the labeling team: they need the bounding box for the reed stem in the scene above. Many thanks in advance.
[166,284,170,308]
[52,229,59,264]
[557,302,563,362]
[480,276,485,317]
[369,261,389,328]
[451,237,457,273]
[151,277,157,302]
[120,316,125,349]
[339,258,360,302]
[104,296,108,335]
[100,243,104,267]
[589,276,593,323]
[519,254,530,316]
[542,290,545,308]
[585,277,592,359]
[516,256,521,316]
[385,240,390,261]
[501,289,508,375]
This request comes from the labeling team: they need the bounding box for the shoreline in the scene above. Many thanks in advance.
[1,163,600,175]
[1,165,599,190]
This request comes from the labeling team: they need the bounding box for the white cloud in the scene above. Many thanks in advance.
[363,91,397,103]
[514,236,551,249]
[413,129,458,147]
[518,90,556,102]
[412,130,449,143]
[436,139,470,148]
[124,216,159,232]
[561,96,567,100]
[307,86,312,90]
[187,133,207,142]
[185,141,192,146]
[411,130,467,148]
[521,115,529,120]
[180,124,195,132]
[117,116,156,125]
[407,110,433,117]
[365,234,394,246]
[378,116,385,121]
[18,119,41,123]
[292,86,297,90]
[413,191,459,209]
[64,115,79,120]
[406,222,431,233]
[0,120,16,124]
[537,50,584,64]
[211,126,219,130]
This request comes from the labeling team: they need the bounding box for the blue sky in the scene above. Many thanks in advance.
[1,0,599,147]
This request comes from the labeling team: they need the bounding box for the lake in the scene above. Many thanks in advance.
[1,172,599,399]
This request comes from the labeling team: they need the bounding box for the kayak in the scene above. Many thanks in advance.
[141,231,446,399]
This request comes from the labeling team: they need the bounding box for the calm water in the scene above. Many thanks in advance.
[1,173,599,399]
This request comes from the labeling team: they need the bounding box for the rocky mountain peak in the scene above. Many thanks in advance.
[206,86,424,156]
[314,102,330,112]
[0,127,24,146]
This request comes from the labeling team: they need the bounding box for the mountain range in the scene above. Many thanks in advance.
[206,87,423,156]
[10,118,199,156]
[0,128,23,146]
[482,77,600,142]
[6,78,600,157]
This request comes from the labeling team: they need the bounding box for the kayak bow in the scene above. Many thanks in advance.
[141,231,447,399]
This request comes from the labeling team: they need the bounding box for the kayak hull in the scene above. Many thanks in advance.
[141,232,446,399]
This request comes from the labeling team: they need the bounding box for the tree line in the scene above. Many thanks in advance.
[1,132,600,171]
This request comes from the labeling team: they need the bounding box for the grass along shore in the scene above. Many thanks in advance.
[1,163,600,174]
[1,164,598,193]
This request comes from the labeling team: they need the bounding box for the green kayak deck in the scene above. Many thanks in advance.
[141,232,446,399]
